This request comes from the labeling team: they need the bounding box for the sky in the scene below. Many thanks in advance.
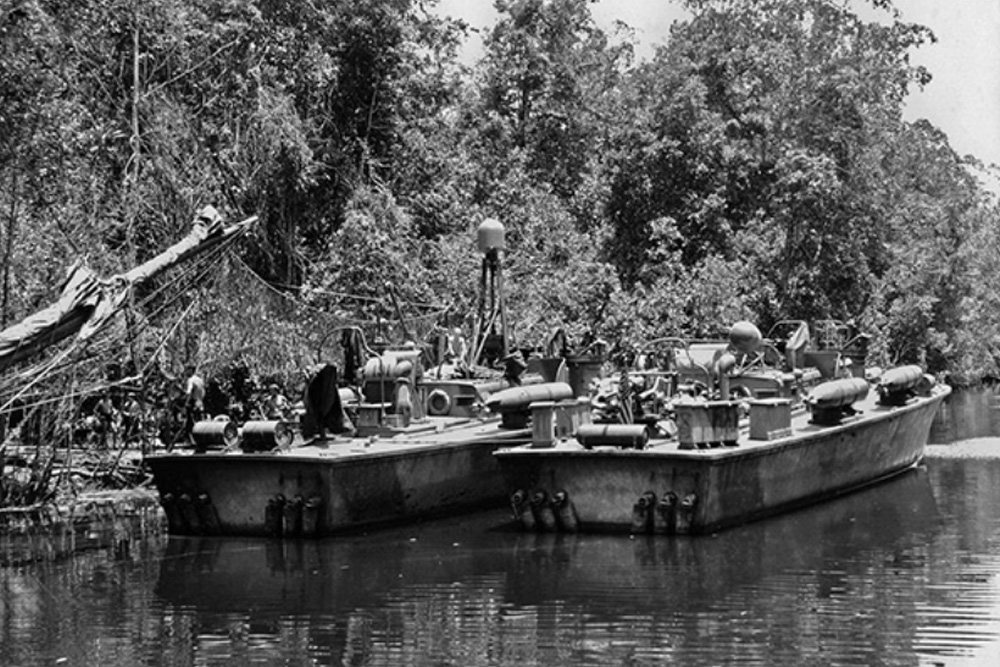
[436,0,1000,168]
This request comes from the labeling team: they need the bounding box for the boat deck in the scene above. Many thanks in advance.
[152,415,531,463]
[496,384,951,461]
[288,418,530,460]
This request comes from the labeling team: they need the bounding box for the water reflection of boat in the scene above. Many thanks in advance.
[504,465,942,609]
[151,468,951,666]
[154,514,514,619]
[155,466,940,620]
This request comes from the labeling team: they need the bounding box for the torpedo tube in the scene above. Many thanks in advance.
[877,364,924,405]
[485,382,574,413]
[486,382,574,429]
[806,377,869,424]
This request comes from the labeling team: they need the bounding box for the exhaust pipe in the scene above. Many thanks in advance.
[160,493,185,534]
[551,489,579,533]
[195,493,221,534]
[654,491,678,535]
[177,493,201,534]
[283,495,304,536]
[530,489,558,532]
[302,495,322,537]
[265,494,285,536]
[631,491,656,534]
[676,493,698,534]
[511,490,537,532]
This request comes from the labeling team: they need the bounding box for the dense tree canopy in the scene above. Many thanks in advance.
[1,0,998,387]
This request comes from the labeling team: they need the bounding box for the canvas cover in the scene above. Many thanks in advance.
[0,212,255,374]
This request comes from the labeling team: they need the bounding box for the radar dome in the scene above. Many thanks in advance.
[477,218,505,254]
[729,321,762,354]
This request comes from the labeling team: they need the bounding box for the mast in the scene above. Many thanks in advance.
[471,218,509,366]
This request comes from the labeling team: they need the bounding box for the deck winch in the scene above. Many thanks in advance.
[241,420,294,452]
[190,420,239,452]
[358,349,425,433]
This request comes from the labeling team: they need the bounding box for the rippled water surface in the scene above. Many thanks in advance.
[4,387,1000,666]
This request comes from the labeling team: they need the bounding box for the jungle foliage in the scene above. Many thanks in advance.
[2,0,999,385]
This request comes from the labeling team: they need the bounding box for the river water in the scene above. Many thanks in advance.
[3,387,1000,667]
